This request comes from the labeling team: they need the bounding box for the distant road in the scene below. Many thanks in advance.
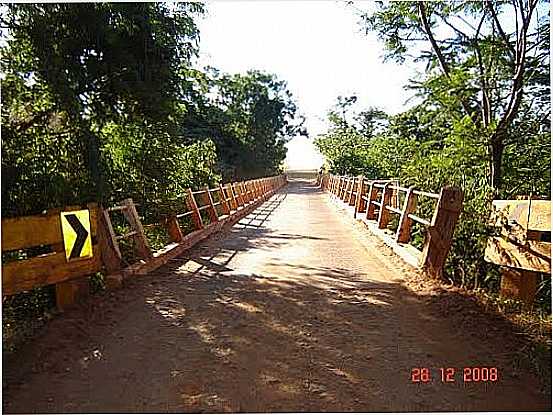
[285,169,319,180]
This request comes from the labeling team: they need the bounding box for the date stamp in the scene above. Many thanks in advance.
[411,367,499,383]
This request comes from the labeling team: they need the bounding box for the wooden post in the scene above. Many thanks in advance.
[164,215,183,243]
[219,184,231,215]
[341,178,349,201]
[97,206,122,273]
[56,278,90,311]
[186,188,204,229]
[421,186,464,279]
[377,183,392,229]
[248,181,254,201]
[395,186,417,243]
[500,268,539,309]
[345,177,351,203]
[253,180,259,199]
[348,178,354,202]
[239,182,247,204]
[235,183,245,207]
[205,186,219,223]
[247,182,253,202]
[349,177,358,205]
[228,183,238,210]
[354,176,365,218]
[366,182,379,220]
[251,180,256,200]
[122,198,152,259]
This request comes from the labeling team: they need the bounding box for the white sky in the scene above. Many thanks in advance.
[196,0,419,170]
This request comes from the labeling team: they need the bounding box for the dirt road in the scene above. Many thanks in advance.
[2,180,550,412]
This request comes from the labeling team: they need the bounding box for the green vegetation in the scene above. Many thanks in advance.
[1,3,303,218]
[316,1,550,310]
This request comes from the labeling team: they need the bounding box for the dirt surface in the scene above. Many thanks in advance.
[2,180,550,412]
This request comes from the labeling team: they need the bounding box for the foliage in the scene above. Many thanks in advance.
[182,69,306,180]
[358,0,550,191]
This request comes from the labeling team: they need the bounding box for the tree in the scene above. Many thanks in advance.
[2,3,204,200]
[358,0,550,191]
[181,69,306,179]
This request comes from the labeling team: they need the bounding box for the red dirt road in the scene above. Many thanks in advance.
[2,180,550,412]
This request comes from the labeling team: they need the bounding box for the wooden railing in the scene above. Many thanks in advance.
[319,174,463,278]
[2,204,101,299]
[2,175,286,309]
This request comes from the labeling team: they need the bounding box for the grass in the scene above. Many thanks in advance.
[473,288,552,394]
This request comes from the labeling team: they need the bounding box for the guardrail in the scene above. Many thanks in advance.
[319,174,463,279]
[2,175,287,309]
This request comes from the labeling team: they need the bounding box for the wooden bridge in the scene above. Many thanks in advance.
[1,175,550,412]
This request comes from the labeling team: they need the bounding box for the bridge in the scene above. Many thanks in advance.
[2,176,549,412]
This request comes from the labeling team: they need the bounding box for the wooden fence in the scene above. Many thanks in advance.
[2,175,286,309]
[319,174,463,278]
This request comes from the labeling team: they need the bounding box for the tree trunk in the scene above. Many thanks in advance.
[489,130,505,191]
[82,125,104,203]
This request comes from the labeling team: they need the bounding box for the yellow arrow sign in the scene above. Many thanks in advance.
[60,209,93,261]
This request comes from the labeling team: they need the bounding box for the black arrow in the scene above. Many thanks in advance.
[65,214,89,259]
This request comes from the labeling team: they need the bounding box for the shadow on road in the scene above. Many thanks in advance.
[2,182,550,413]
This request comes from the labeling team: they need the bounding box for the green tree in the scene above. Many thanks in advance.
[181,69,306,179]
[358,0,549,191]
[2,3,204,202]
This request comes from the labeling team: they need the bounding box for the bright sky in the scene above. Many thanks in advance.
[196,1,419,170]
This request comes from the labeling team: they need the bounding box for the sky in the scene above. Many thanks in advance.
[196,1,419,170]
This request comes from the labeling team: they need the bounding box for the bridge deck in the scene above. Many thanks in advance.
[3,180,548,412]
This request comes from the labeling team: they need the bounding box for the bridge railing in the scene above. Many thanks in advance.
[2,175,287,309]
[319,174,463,279]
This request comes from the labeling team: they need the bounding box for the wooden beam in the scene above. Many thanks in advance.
[3,250,101,296]
[348,177,358,206]
[227,183,238,210]
[485,236,550,273]
[354,176,365,218]
[2,206,98,252]
[165,215,183,243]
[186,188,204,229]
[55,277,90,311]
[97,207,122,273]
[396,186,418,244]
[204,186,219,223]
[122,198,152,260]
[366,182,379,221]
[219,184,231,215]
[421,186,464,279]
[377,183,392,229]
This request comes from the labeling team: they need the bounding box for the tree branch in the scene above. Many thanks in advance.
[486,1,516,59]
[417,2,477,124]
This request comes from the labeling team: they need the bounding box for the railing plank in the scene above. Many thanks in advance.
[186,188,204,230]
[421,186,464,278]
[122,198,153,259]
[396,186,418,243]
[3,250,101,296]
[377,183,392,229]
